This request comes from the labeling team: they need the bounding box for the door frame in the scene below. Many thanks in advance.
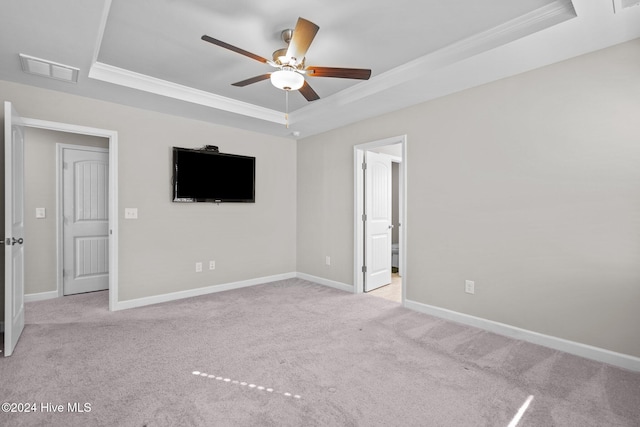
[353,135,407,304]
[57,144,110,298]
[21,118,119,312]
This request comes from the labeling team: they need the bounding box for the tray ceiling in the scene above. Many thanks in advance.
[1,0,639,138]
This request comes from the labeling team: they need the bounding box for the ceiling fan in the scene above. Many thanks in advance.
[201,17,372,102]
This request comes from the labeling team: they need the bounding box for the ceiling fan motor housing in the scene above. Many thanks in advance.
[272,47,288,63]
[273,28,308,67]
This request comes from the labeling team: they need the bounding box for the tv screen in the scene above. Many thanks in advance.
[172,147,255,203]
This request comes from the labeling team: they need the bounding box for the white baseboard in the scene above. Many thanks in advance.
[295,272,353,293]
[405,299,640,372]
[112,272,297,311]
[19,273,637,372]
[24,290,59,303]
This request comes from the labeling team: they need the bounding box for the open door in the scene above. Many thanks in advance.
[4,101,26,357]
[364,151,392,291]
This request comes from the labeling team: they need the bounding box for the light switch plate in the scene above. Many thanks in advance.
[124,208,138,219]
[35,207,46,219]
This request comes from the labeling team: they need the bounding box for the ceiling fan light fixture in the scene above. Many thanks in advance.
[270,69,304,91]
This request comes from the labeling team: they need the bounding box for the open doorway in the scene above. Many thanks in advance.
[24,129,109,302]
[354,135,406,305]
[4,103,118,357]
[19,116,119,312]
[368,156,402,302]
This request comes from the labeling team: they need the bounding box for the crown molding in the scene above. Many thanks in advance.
[88,61,285,124]
[88,0,284,124]
[291,0,576,125]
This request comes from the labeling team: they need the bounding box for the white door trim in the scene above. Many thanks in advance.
[353,135,407,305]
[21,117,119,312]
[56,144,110,297]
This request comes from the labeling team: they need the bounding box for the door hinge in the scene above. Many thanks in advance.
[63,161,68,170]
[362,214,367,222]
[362,265,367,273]
[362,162,367,170]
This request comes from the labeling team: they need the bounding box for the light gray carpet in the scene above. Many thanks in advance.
[1,278,639,426]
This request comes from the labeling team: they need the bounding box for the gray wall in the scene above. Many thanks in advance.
[3,39,639,359]
[24,128,108,295]
[297,39,640,358]
[1,81,297,310]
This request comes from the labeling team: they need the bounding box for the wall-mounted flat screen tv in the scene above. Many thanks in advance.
[172,147,255,203]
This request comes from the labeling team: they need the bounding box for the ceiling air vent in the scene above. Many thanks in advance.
[613,0,640,13]
[19,54,79,83]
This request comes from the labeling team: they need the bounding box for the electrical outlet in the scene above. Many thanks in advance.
[209,260,215,270]
[465,280,475,294]
[35,207,46,219]
[325,256,331,266]
[124,208,138,219]
[195,262,202,273]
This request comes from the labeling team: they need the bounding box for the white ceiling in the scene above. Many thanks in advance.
[1,0,639,139]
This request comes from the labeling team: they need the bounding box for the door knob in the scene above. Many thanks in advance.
[11,237,23,245]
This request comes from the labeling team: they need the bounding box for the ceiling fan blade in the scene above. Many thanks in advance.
[231,74,271,87]
[299,80,320,102]
[201,35,268,64]
[306,66,372,80]
[285,18,319,63]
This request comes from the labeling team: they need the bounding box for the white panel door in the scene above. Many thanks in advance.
[4,101,26,357]
[63,147,109,295]
[364,151,392,291]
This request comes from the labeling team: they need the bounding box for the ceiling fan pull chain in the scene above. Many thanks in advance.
[285,90,290,128]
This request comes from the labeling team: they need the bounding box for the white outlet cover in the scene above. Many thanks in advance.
[465,280,475,294]
[195,262,203,272]
[209,260,215,270]
[124,208,138,219]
